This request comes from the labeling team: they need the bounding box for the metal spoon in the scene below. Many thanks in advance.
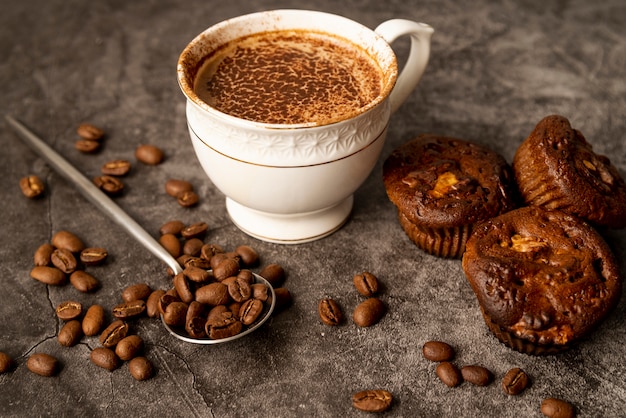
[5,115,275,344]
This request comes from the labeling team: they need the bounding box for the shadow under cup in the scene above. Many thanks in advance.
[177,10,400,244]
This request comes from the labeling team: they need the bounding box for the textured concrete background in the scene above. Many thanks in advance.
[1,0,625,416]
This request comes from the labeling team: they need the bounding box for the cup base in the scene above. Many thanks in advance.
[225,196,353,244]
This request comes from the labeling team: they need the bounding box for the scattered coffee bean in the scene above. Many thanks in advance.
[436,361,463,387]
[177,190,199,207]
[353,297,386,327]
[112,300,146,319]
[30,266,66,286]
[20,175,45,198]
[259,263,285,287]
[99,320,129,348]
[55,300,82,321]
[135,144,164,165]
[121,283,152,302]
[165,179,193,197]
[422,340,455,362]
[101,159,131,176]
[502,367,530,395]
[77,123,105,141]
[90,347,120,371]
[75,138,101,153]
[69,270,100,293]
[541,397,576,418]
[352,389,393,413]
[51,230,84,253]
[0,351,14,374]
[353,271,379,297]
[27,353,59,377]
[159,220,186,236]
[79,247,108,266]
[273,287,293,313]
[51,248,78,274]
[93,175,124,195]
[318,298,343,326]
[115,335,144,361]
[129,356,154,381]
[58,319,83,347]
[82,304,106,336]
[461,365,493,386]
[33,243,55,266]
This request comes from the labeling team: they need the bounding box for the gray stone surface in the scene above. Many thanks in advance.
[1,0,625,416]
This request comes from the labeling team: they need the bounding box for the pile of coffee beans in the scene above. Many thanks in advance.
[422,340,576,417]
[318,271,386,328]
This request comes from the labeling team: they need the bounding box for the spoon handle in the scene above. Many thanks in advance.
[5,115,182,275]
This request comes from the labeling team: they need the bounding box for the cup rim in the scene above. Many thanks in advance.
[177,9,398,129]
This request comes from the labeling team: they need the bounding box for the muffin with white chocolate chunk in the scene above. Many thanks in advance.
[383,134,517,258]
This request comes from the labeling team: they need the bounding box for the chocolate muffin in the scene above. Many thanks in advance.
[462,206,622,355]
[383,134,516,258]
[513,115,626,229]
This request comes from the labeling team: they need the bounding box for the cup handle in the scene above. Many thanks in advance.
[375,20,434,114]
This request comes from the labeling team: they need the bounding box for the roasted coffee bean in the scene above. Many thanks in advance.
[251,283,269,302]
[185,301,207,339]
[20,175,45,198]
[75,138,101,153]
[196,282,230,306]
[181,222,208,239]
[115,335,144,361]
[239,298,263,325]
[235,245,259,266]
[77,123,104,141]
[228,278,252,303]
[112,300,146,319]
[183,266,211,283]
[135,144,164,165]
[183,256,211,270]
[352,389,393,413]
[165,179,194,197]
[159,220,186,236]
[51,230,84,253]
[93,175,124,195]
[461,365,493,386]
[206,311,242,339]
[183,238,204,257]
[158,293,180,315]
[0,351,15,374]
[51,248,77,274]
[436,362,463,387]
[422,340,455,362]
[146,290,166,318]
[69,270,100,293]
[30,266,66,286]
[79,247,108,266]
[273,287,292,312]
[541,398,576,418]
[201,243,223,260]
[353,272,379,297]
[259,263,285,287]
[177,190,199,207]
[33,243,55,266]
[58,320,83,347]
[353,297,386,327]
[163,301,188,327]
[159,233,181,258]
[207,305,229,322]
[82,304,106,336]
[99,320,129,348]
[27,353,59,377]
[129,356,154,381]
[56,300,82,321]
[101,159,131,176]
[502,367,530,395]
[213,257,240,282]
[210,252,229,270]
[173,272,194,304]
[318,298,343,326]
[228,302,242,318]
[121,283,152,302]
[90,347,120,371]
[237,269,254,285]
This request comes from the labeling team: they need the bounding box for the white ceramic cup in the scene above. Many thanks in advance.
[178,9,433,244]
